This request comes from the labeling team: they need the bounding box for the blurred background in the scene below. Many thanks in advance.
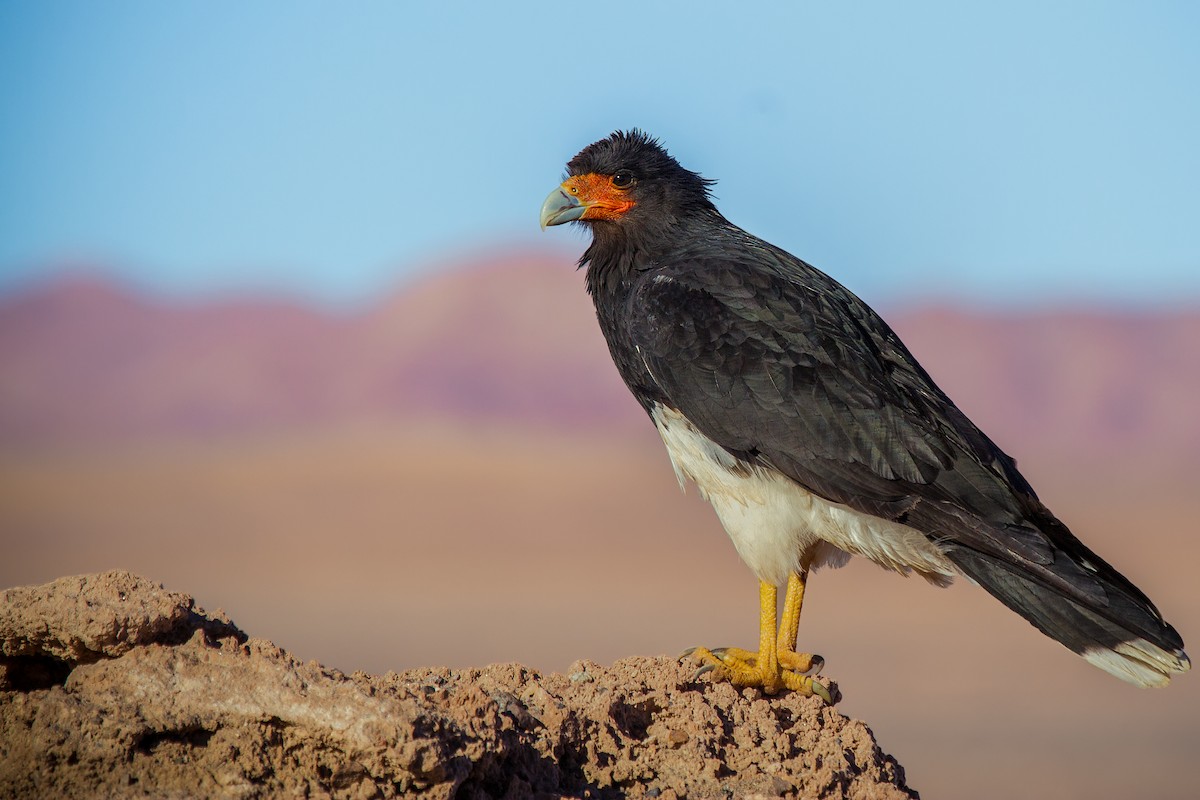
[2,2,1197,798]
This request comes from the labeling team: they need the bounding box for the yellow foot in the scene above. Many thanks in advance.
[712,646,825,675]
[681,574,834,702]
[681,646,832,702]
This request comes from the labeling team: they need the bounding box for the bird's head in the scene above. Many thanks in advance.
[540,130,716,232]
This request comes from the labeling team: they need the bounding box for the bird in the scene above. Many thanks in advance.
[539,129,1190,700]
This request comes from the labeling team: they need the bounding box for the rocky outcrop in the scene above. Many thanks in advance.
[0,571,916,798]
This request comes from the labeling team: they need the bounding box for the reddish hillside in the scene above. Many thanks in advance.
[0,276,354,443]
[2,250,1198,460]
[0,251,636,446]
[893,308,1200,461]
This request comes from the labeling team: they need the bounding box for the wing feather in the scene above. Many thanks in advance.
[627,252,1033,546]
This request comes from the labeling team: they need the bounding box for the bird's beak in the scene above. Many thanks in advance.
[540,185,587,230]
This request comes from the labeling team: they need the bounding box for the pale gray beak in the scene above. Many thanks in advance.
[540,186,587,229]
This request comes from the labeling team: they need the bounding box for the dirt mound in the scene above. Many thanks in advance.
[0,571,916,798]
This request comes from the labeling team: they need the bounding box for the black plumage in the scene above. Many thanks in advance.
[543,129,1188,688]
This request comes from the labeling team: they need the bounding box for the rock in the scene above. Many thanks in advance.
[0,571,242,693]
[0,571,917,798]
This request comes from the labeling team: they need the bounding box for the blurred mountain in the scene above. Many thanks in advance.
[895,308,1200,463]
[0,251,633,446]
[2,249,1198,460]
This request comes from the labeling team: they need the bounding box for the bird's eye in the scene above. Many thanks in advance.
[611,170,635,189]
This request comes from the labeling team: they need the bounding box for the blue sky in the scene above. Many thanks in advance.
[1,1,1197,307]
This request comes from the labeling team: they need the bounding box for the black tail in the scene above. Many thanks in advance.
[946,517,1190,687]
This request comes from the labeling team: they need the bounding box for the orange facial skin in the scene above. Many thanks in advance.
[561,173,636,221]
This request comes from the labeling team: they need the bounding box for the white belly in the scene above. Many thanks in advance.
[652,404,957,588]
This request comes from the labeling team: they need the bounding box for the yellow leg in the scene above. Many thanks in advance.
[684,574,830,701]
[778,570,804,651]
[777,568,821,674]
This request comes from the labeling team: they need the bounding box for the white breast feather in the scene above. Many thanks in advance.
[652,404,957,588]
